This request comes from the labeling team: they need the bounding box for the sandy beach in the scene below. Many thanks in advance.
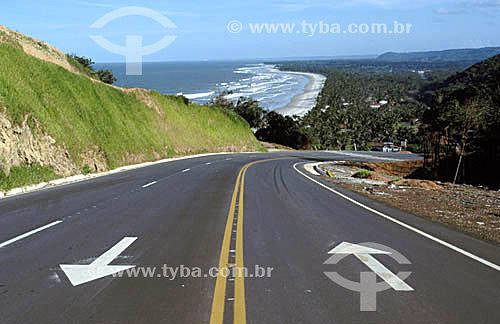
[273,69,327,117]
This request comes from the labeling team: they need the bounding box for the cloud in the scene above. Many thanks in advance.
[157,10,201,18]
[271,0,376,12]
[75,1,114,8]
[471,0,500,7]
[458,0,500,8]
[74,2,200,18]
[432,16,446,22]
[46,24,81,30]
[273,0,500,12]
[433,8,466,15]
[462,39,494,47]
[456,0,500,17]
[271,0,436,11]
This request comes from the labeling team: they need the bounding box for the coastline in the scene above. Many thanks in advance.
[272,69,327,117]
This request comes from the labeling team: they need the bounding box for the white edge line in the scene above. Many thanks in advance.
[182,168,191,173]
[142,181,157,188]
[324,150,403,162]
[293,162,500,272]
[0,220,63,248]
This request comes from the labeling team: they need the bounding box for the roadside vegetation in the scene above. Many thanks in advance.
[0,36,261,191]
[0,164,58,191]
[210,94,311,149]
[352,170,371,179]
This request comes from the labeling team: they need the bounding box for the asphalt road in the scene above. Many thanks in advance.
[0,151,499,324]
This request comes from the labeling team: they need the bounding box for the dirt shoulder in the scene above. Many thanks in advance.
[259,141,295,151]
[320,161,500,245]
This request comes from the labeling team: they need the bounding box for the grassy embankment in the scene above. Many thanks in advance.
[0,40,262,190]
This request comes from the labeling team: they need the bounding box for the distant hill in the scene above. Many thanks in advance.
[377,47,500,63]
[420,54,500,103]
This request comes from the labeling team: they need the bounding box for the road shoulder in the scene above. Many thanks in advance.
[294,162,500,270]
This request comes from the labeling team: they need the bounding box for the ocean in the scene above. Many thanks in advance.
[95,61,310,111]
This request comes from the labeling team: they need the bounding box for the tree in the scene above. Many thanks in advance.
[210,92,235,110]
[256,112,311,149]
[210,94,266,129]
[234,97,266,129]
[68,54,117,85]
[69,54,94,69]
[96,69,117,85]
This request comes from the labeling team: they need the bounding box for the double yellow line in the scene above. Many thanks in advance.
[209,158,287,324]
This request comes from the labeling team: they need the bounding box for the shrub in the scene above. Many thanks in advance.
[352,169,371,179]
[95,69,117,84]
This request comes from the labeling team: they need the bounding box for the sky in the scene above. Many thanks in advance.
[1,0,499,62]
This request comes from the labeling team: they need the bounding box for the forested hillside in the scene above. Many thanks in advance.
[418,54,500,187]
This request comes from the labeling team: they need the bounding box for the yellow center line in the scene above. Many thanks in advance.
[234,164,248,324]
[210,158,290,324]
[209,166,244,324]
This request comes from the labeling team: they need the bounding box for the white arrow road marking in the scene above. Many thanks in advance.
[354,254,413,291]
[0,220,62,248]
[142,181,157,188]
[182,168,191,173]
[328,242,391,255]
[206,162,212,165]
[60,237,137,286]
[328,242,413,291]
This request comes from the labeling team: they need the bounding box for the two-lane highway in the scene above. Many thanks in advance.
[0,151,499,323]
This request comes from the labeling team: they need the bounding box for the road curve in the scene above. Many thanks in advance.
[0,151,498,324]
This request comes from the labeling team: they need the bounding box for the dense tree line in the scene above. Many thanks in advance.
[209,94,311,149]
[301,71,426,150]
[271,60,471,75]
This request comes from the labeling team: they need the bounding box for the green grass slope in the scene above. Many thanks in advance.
[0,42,261,190]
